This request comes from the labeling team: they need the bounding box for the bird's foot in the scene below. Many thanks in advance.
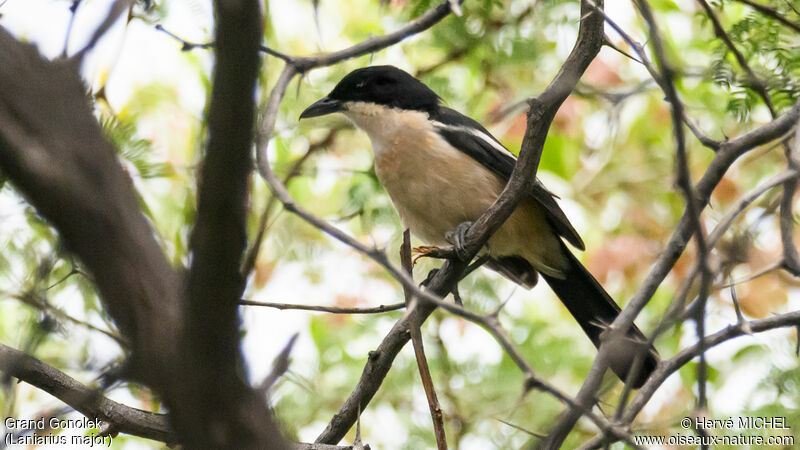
[420,268,463,305]
[445,221,474,262]
[420,268,439,288]
[412,245,440,265]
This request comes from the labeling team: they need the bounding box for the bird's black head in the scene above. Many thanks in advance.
[300,65,440,119]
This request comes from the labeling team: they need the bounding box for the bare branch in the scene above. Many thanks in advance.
[157,0,459,71]
[401,231,448,450]
[0,343,173,443]
[0,341,365,449]
[632,309,800,418]
[289,1,462,72]
[399,277,643,449]
[72,0,134,62]
[779,124,800,274]
[0,25,182,375]
[240,299,405,314]
[635,0,713,417]
[592,1,723,150]
[708,171,798,246]
[549,2,800,445]
[176,0,290,445]
[0,0,291,445]
[258,333,299,393]
[581,308,800,448]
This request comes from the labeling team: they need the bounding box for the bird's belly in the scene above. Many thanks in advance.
[373,136,504,246]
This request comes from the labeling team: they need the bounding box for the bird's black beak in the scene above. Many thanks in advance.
[300,96,343,119]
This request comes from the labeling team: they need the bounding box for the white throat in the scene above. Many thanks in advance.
[342,102,433,156]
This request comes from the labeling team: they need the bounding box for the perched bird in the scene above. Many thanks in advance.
[300,65,658,387]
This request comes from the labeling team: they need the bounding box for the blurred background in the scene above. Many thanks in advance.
[1,0,799,448]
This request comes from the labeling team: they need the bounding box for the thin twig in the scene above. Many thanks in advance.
[240,299,405,314]
[728,280,752,334]
[62,0,82,57]
[551,2,800,447]
[779,124,800,274]
[12,292,128,348]
[401,230,448,450]
[588,0,723,150]
[495,418,545,438]
[155,24,292,60]
[715,259,784,288]
[258,333,299,393]
[72,0,134,63]
[634,0,714,420]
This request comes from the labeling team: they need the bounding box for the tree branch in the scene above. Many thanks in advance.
[780,124,800,274]
[636,0,713,418]
[0,25,182,381]
[542,7,800,445]
[0,0,289,444]
[401,230,448,450]
[0,343,173,443]
[175,0,288,446]
[592,1,722,150]
[0,342,367,449]
[581,308,800,448]
[239,299,405,314]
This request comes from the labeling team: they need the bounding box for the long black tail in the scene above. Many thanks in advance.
[540,244,659,388]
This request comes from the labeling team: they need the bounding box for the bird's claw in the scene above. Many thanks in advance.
[420,268,463,305]
[420,268,439,287]
[411,245,439,265]
[445,221,474,262]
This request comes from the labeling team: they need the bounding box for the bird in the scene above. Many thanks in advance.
[300,65,658,388]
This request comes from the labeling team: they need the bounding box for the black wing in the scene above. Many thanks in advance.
[430,106,585,251]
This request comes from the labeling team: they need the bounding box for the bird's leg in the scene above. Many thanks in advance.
[419,268,463,305]
[411,245,442,265]
[452,285,463,305]
[445,221,474,262]
[418,254,489,306]
[420,268,440,287]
